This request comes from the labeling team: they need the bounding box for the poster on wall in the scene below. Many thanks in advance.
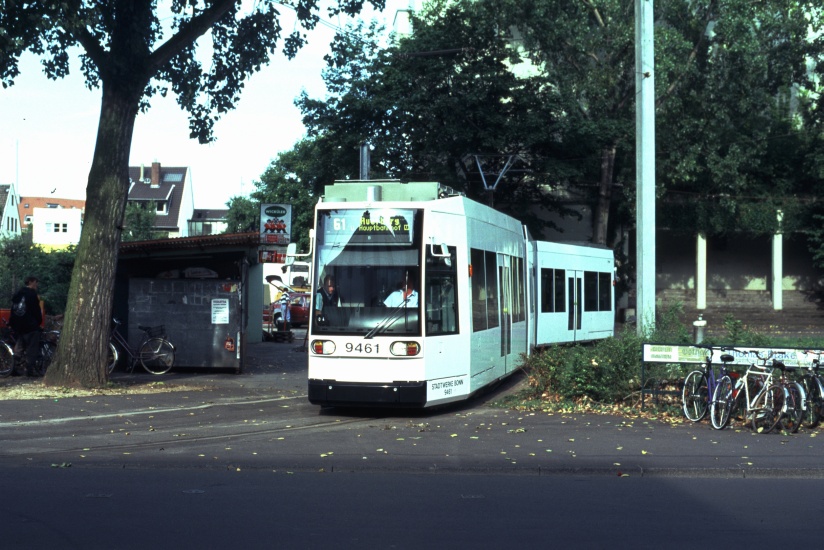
[211,298,230,324]
[260,204,292,245]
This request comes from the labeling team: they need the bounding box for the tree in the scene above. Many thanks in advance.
[654,1,824,240]
[223,195,259,234]
[122,201,163,242]
[298,0,823,251]
[0,0,384,388]
[297,4,578,237]
[0,235,75,315]
[225,137,344,252]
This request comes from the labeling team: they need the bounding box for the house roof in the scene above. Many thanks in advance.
[119,231,260,255]
[0,184,9,217]
[17,196,86,229]
[128,164,188,231]
[191,208,229,221]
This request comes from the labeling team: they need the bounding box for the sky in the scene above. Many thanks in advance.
[0,1,411,210]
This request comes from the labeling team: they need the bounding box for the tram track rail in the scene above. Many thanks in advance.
[0,392,385,460]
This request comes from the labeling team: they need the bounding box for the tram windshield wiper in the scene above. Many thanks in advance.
[364,299,413,339]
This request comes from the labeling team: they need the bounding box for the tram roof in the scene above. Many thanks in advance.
[323,181,462,203]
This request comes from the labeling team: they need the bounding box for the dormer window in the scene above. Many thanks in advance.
[156,201,167,214]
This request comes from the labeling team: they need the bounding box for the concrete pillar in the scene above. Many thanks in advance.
[696,233,707,310]
[635,0,656,335]
[772,210,783,310]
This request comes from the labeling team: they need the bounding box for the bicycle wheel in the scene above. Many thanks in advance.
[139,337,175,375]
[801,377,822,429]
[682,371,709,422]
[0,342,13,377]
[777,382,804,433]
[107,342,119,374]
[710,376,734,430]
[751,385,783,434]
[33,341,56,376]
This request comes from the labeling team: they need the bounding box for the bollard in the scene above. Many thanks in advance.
[693,314,707,344]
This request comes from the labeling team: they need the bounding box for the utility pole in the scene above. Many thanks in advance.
[635,0,656,335]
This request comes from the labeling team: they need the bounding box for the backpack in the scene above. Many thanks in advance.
[11,291,26,317]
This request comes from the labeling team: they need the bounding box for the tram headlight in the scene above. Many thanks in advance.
[389,341,421,356]
[311,340,336,355]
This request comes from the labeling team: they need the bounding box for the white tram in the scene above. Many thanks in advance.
[307,181,614,408]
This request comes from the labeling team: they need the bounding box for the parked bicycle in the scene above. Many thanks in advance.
[797,350,824,429]
[0,318,59,377]
[681,345,736,422]
[710,351,800,433]
[107,318,175,375]
[771,358,805,433]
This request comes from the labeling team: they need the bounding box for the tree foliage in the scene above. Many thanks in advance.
[295,0,824,252]
[225,138,340,252]
[223,195,259,234]
[0,0,384,388]
[297,5,578,238]
[654,0,824,238]
[0,235,75,315]
[122,201,164,242]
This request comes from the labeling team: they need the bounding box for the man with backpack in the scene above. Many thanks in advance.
[10,276,43,377]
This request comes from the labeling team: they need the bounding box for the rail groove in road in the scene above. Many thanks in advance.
[0,394,309,429]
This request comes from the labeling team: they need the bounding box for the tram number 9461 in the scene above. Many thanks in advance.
[345,343,380,354]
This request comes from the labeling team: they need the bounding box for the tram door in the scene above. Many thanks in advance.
[499,255,513,368]
[567,271,583,340]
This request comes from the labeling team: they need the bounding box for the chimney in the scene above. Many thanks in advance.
[151,162,161,186]
[139,164,145,181]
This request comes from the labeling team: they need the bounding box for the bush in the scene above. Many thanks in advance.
[523,328,644,404]
[517,306,779,411]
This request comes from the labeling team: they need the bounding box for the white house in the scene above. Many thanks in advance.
[0,184,22,239]
[30,206,83,250]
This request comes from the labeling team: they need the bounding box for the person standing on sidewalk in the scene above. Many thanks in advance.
[9,276,43,377]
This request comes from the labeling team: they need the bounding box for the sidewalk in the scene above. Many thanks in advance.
[2,337,824,477]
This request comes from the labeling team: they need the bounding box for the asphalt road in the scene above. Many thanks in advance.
[2,332,824,477]
[4,469,823,549]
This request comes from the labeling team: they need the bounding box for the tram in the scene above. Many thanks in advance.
[306,181,614,408]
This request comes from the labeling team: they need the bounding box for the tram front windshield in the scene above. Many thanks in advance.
[313,208,422,336]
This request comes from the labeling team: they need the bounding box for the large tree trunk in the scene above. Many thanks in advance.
[592,144,616,246]
[44,82,139,388]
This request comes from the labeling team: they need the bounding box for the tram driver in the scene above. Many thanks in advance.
[384,277,418,308]
[315,275,345,325]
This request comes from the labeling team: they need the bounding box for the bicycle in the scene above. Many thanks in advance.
[797,350,824,429]
[107,318,175,375]
[710,350,781,432]
[0,318,59,377]
[681,346,736,422]
[771,358,805,433]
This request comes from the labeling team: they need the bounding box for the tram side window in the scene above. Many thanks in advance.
[513,257,525,322]
[485,251,499,329]
[471,248,487,331]
[599,272,612,311]
[470,248,500,332]
[426,245,458,336]
[584,271,613,312]
[540,268,566,313]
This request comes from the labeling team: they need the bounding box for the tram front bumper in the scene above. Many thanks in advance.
[308,379,427,407]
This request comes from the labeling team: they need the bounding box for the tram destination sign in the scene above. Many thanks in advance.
[322,208,416,245]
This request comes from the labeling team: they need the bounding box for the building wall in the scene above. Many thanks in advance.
[175,172,196,238]
[655,232,821,293]
[31,207,82,249]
